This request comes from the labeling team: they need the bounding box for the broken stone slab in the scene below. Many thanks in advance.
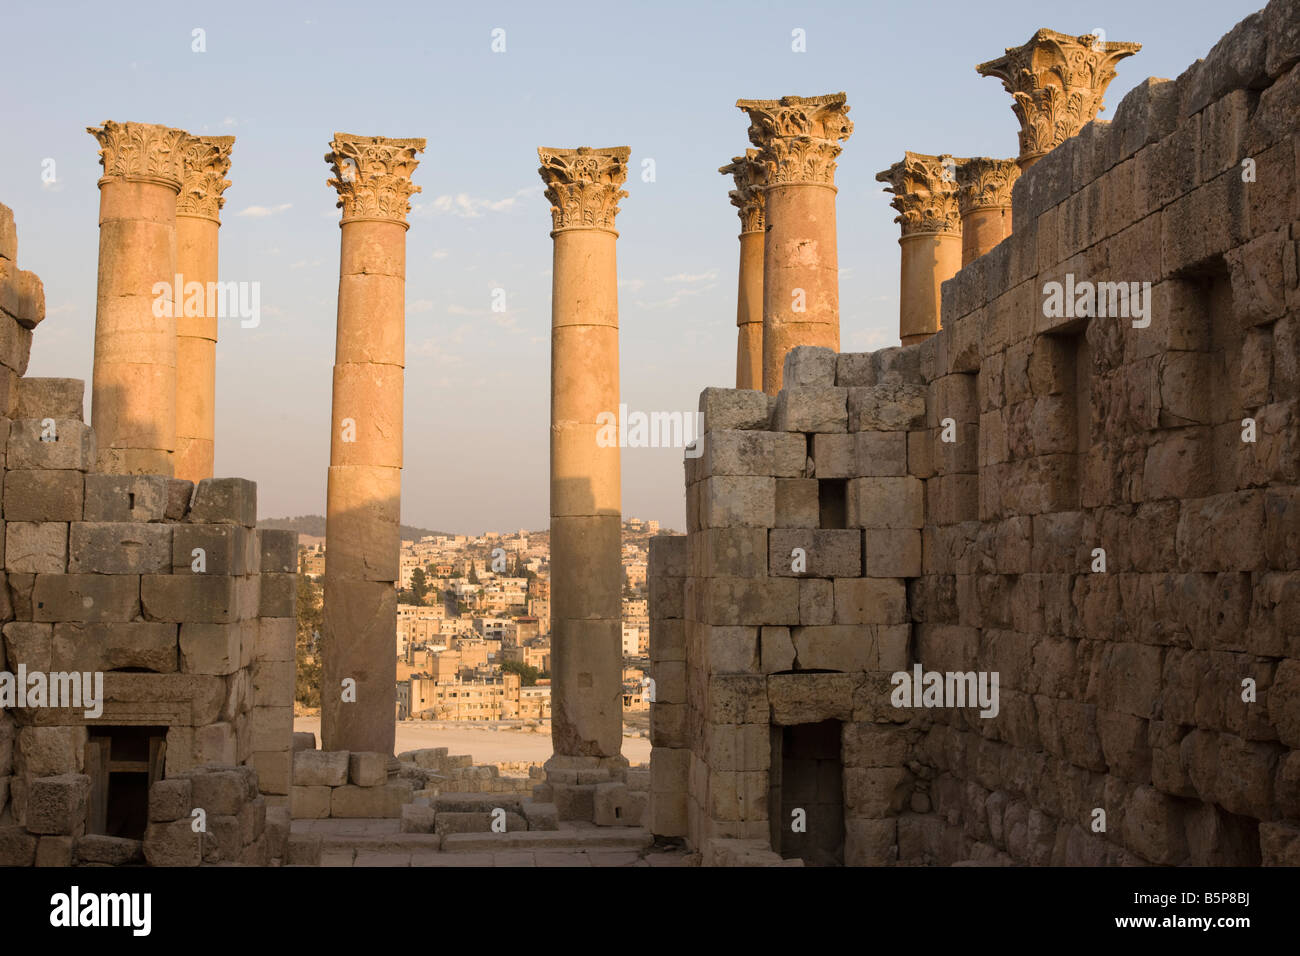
[7,419,94,471]
[188,477,256,526]
[294,749,349,787]
[75,833,144,865]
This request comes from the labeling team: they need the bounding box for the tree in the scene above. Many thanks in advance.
[500,658,541,686]
[410,566,429,604]
[295,561,323,708]
[467,560,479,584]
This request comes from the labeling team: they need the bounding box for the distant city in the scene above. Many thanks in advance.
[287,518,672,726]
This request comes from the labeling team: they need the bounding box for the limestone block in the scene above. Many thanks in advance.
[857,431,909,477]
[0,265,44,328]
[68,522,171,573]
[294,749,349,787]
[252,749,292,796]
[701,429,805,477]
[188,477,256,526]
[259,572,296,617]
[17,726,85,776]
[187,768,245,816]
[331,780,413,818]
[847,477,924,529]
[761,626,797,673]
[260,529,299,572]
[792,625,877,671]
[521,800,559,830]
[783,346,838,388]
[435,810,527,834]
[773,386,849,433]
[141,573,252,623]
[0,826,37,866]
[75,834,144,865]
[52,621,177,673]
[649,618,685,663]
[32,573,139,622]
[774,478,819,528]
[194,722,237,766]
[6,420,93,472]
[292,732,317,753]
[767,672,855,724]
[700,476,776,528]
[699,387,770,431]
[811,433,855,478]
[833,577,908,625]
[81,473,170,522]
[836,352,875,387]
[800,579,833,625]
[178,622,241,675]
[695,625,759,675]
[863,529,922,577]
[4,521,67,573]
[16,378,83,422]
[650,703,687,748]
[3,469,83,522]
[257,617,296,663]
[252,659,293,707]
[703,577,799,626]
[171,524,256,575]
[26,773,90,835]
[847,385,926,431]
[349,751,388,787]
[143,820,202,866]
[291,785,332,819]
[769,529,861,577]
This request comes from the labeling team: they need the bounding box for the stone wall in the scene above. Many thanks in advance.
[0,203,298,865]
[649,2,1300,866]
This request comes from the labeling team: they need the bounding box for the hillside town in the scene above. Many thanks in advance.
[295,518,664,728]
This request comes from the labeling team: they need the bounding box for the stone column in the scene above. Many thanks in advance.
[719,151,765,391]
[736,93,853,395]
[87,121,188,475]
[537,146,628,776]
[876,152,964,346]
[175,135,234,483]
[955,157,1019,265]
[321,133,425,755]
[977,30,1140,170]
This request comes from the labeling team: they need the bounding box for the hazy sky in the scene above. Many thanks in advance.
[1,0,1260,534]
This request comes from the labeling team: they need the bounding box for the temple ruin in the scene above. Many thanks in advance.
[0,0,1297,867]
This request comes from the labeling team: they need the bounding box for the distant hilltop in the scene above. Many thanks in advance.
[258,515,452,542]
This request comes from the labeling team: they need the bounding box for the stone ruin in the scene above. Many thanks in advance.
[648,0,1300,866]
[0,0,1296,868]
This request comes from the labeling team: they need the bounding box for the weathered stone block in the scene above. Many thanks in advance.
[68,522,171,573]
[171,524,256,576]
[141,574,252,623]
[32,573,139,622]
[848,384,926,431]
[349,751,388,787]
[700,476,776,528]
[773,387,849,433]
[774,478,819,528]
[82,474,170,522]
[15,378,82,422]
[847,477,924,529]
[3,469,82,522]
[26,773,90,835]
[294,749,349,787]
[291,785,332,819]
[4,521,67,573]
[188,478,257,526]
[699,387,770,431]
[770,529,861,578]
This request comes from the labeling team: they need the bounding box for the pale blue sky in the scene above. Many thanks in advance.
[1,0,1261,534]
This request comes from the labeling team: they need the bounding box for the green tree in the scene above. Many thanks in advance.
[500,658,540,686]
[468,560,479,584]
[295,560,323,708]
[410,566,429,604]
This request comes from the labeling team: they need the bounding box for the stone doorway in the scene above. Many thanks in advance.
[84,726,168,840]
[769,719,845,866]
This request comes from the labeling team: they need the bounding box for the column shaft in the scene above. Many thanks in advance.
[87,121,187,475]
[175,215,218,480]
[735,229,763,390]
[320,134,424,755]
[898,233,962,344]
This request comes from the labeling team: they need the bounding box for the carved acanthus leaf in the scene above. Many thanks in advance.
[719,149,766,233]
[876,151,965,237]
[326,133,426,225]
[177,135,235,221]
[87,120,188,188]
[537,146,630,232]
[955,157,1020,213]
[977,29,1140,165]
[735,93,853,187]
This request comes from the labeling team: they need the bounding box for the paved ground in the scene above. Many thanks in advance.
[293,717,653,765]
[292,818,695,867]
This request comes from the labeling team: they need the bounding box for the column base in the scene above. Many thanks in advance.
[539,754,635,824]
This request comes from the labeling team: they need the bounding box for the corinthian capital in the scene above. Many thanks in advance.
[876,151,965,237]
[87,120,188,190]
[977,29,1140,167]
[326,133,426,226]
[955,157,1020,215]
[177,135,235,222]
[735,92,853,187]
[719,150,766,233]
[536,146,630,233]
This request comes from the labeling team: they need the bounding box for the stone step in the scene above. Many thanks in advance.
[320,832,443,854]
[441,827,653,852]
